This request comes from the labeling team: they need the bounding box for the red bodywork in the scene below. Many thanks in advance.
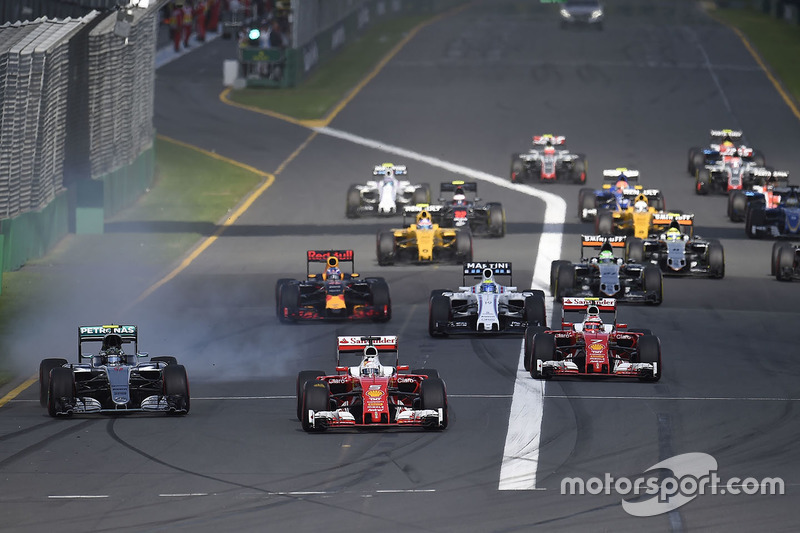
[545,325,648,377]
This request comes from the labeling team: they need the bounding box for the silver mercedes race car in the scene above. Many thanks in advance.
[346,163,431,217]
[428,262,547,336]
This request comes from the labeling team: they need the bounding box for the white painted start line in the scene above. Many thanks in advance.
[315,126,566,491]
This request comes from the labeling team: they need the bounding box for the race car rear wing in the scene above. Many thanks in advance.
[580,235,625,260]
[602,168,640,184]
[78,325,137,359]
[651,213,693,237]
[463,261,512,283]
[532,135,566,146]
[373,164,407,176]
[440,181,478,194]
[710,129,742,141]
[337,335,399,367]
[402,204,445,226]
[561,298,618,331]
[306,250,355,276]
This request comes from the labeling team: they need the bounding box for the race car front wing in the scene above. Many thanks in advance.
[306,407,444,429]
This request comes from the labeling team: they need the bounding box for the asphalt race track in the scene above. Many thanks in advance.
[2,1,799,531]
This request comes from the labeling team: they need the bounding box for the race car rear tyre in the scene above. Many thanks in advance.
[635,335,661,382]
[744,206,765,239]
[377,231,396,265]
[578,187,595,221]
[301,380,331,432]
[523,326,546,372]
[47,367,75,417]
[728,191,747,222]
[643,265,663,305]
[420,377,448,430]
[571,157,587,184]
[555,263,574,301]
[510,156,525,182]
[688,147,704,175]
[530,333,557,379]
[346,185,361,218]
[275,278,293,316]
[412,369,440,379]
[487,203,506,237]
[428,295,451,337]
[163,364,190,414]
[550,260,570,295]
[278,283,300,322]
[625,237,644,263]
[707,240,725,279]
[296,370,325,420]
[695,170,710,195]
[524,294,547,328]
[413,183,431,205]
[152,356,178,366]
[771,242,791,276]
[652,193,665,212]
[39,358,68,407]
[776,245,796,281]
[370,279,392,322]
[455,230,473,262]
[596,211,614,235]
[752,149,766,168]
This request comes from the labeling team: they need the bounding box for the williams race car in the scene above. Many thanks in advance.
[276,250,391,322]
[376,206,473,265]
[627,214,725,278]
[688,129,766,176]
[745,185,800,239]
[772,242,800,281]
[428,262,546,336]
[524,298,661,381]
[728,170,790,222]
[578,168,665,223]
[296,335,448,432]
[346,163,431,218]
[551,235,663,305]
[430,181,506,237]
[38,325,190,417]
[510,134,587,184]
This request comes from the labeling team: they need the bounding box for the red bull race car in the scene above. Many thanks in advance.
[296,336,448,432]
[276,250,391,322]
[524,298,661,381]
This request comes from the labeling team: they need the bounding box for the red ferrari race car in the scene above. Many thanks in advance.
[296,336,448,432]
[276,250,391,322]
[523,298,661,381]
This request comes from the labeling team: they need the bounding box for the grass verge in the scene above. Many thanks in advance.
[713,6,800,104]
[226,15,430,120]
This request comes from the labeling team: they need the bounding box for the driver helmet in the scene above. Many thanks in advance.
[584,316,604,332]
[634,200,648,212]
[417,217,433,230]
[665,226,682,241]
[598,249,614,262]
[103,346,124,366]
[360,358,381,377]
[452,193,467,206]
[480,280,496,293]
[544,145,556,155]
[722,139,735,149]
[615,179,628,192]
[324,266,341,280]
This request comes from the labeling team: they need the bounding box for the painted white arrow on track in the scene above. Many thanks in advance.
[315,126,567,490]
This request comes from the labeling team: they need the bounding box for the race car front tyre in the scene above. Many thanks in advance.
[278,283,300,322]
[625,237,644,263]
[163,364,190,414]
[776,245,796,281]
[523,326,546,372]
[296,370,325,420]
[707,240,725,279]
[346,185,361,218]
[370,279,392,322]
[47,367,75,417]
[275,278,293,316]
[420,377,448,430]
[596,211,614,235]
[771,242,791,276]
[428,295,451,337]
[39,358,68,407]
[688,147,705,175]
[635,335,661,382]
[728,191,747,222]
[377,231,396,265]
[745,206,766,239]
[413,183,431,205]
[578,188,595,221]
[555,263,574,301]
[486,203,506,237]
[301,380,331,432]
[643,265,663,305]
[530,333,557,379]
[510,155,525,182]
[550,260,570,295]
[695,170,711,195]
[455,230,473,262]
[524,294,547,328]
[652,193,665,212]
[572,157,587,184]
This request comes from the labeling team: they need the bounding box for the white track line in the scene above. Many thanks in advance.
[48,495,109,499]
[314,126,565,491]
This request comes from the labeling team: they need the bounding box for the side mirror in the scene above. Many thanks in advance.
[617,323,627,329]
[137,352,149,358]
[335,366,348,373]
[80,353,93,359]
[307,274,316,279]
[562,321,573,329]
[397,365,409,371]
[350,273,359,278]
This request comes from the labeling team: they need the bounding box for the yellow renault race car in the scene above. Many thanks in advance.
[596,191,669,239]
[376,206,473,265]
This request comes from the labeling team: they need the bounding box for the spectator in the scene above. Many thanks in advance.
[266,18,286,48]
[206,0,221,33]
[194,0,207,42]
[182,0,194,48]
[168,2,184,52]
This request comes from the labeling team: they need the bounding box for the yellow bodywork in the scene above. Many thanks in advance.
[611,194,661,239]
[393,223,459,261]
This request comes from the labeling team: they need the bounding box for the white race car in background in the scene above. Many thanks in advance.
[428,262,547,336]
[346,163,431,217]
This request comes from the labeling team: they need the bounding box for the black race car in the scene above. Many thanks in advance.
[772,242,800,281]
[429,181,505,237]
[39,325,190,417]
[276,250,391,322]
